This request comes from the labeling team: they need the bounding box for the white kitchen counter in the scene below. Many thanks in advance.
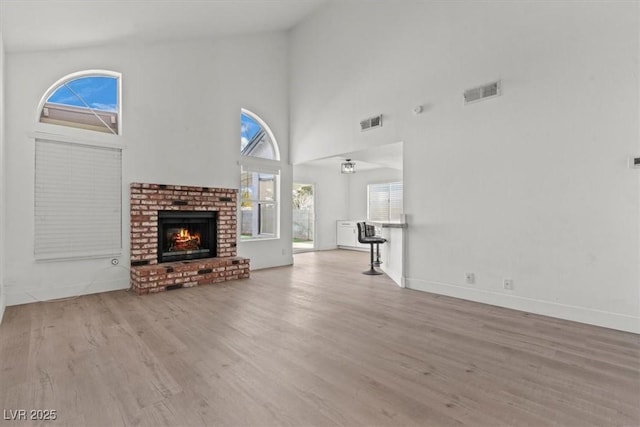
[370,222,407,287]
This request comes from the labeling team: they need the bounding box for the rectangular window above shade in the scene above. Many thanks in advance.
[34,139,122,260]
[240,165,279,240]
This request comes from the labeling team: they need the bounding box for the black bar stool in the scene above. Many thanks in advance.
[366,224,383,267]
[356,222,386,275]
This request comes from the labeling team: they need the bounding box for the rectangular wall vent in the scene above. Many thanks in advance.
[360,114,383,131]
[464,80,501,105]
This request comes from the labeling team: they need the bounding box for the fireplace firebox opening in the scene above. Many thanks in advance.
[158,211,217,263]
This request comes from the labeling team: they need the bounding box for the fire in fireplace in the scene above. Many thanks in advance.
[170,228,201,252]
[157,211,217,263]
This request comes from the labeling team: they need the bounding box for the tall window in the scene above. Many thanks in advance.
[240,109,280,240]
[368,182,403,222]
[34,71,122,260]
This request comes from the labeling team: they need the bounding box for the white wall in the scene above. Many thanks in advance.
[0,31,6,322]
[291,1,640,332]
[4,32,292,305]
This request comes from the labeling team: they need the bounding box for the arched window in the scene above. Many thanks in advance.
[241,109,279,160]
[39,71,120,135]
[239,109,280,240]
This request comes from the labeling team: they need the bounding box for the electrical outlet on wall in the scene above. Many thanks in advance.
[465,273,475,284]
[503,279,514,291]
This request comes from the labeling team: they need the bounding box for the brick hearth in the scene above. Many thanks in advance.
[129,183,249,295]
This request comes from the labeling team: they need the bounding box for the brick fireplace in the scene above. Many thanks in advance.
[129,183,249,295]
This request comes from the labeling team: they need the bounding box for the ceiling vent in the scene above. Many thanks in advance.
[360,114,383,131]
[464,80,501,105]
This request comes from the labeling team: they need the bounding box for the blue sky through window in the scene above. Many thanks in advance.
[47,76,117,112]
[241,113,262,151]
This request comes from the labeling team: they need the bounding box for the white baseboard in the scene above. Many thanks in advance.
[0,291,5,324]
[6,278,129,307]
[405,277,640,334]
[336,245,368,252]
[250,256,294,270]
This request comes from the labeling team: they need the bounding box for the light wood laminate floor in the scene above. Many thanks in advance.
[1,250,638,427]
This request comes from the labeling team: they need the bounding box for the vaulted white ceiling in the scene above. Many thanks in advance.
[0,0,329,53]
[0,0,401,171]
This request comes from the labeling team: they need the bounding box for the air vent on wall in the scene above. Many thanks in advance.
[360,114,383,131]
[464,80,501,105]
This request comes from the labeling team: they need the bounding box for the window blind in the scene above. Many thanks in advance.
[368,183,390,222]
[35,139,122,260]
[389,182,403,222]
[368,182,403,222]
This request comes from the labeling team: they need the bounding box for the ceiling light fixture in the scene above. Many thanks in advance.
[341,159,356,174]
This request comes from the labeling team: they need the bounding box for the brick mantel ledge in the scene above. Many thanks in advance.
[130,256,249,295]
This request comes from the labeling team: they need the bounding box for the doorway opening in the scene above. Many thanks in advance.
[292,183,315,252]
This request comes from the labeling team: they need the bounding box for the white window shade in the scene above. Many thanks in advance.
[368,183,390,222]
[389,182,404,222]
[35,139,122,260]
[368,182,403,222]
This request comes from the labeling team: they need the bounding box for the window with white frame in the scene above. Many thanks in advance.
[368,182,403,222]
[239,109,280,240]
[34,70,122,260]
[240,167,279,240]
